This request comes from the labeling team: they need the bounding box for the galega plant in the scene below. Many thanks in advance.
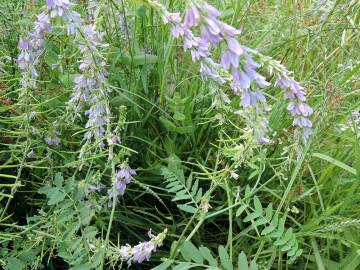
[1,0,360,269]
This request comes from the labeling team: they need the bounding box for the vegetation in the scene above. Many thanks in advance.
[0,0,359,269]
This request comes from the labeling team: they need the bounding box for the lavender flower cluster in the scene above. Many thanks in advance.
[17,12,51,90]
[63,4,121,154]
[69,23,111,149]
[276,76,313,144]
[159,0,313,146]
[107,164,136,204]
[17,1,76,90]
[17,0,77,146]
[119,229,167,266]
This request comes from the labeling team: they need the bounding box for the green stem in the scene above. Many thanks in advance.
[225,177,233,259]
[99,158,117,270]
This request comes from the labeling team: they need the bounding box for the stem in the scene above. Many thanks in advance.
[99,157,117,270]
[225,177,233,258]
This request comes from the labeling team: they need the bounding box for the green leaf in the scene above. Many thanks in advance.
[243,212,261,222]
[177,204,197,214]
[253,197,263,213]
[199,246,217,267]
[174,111,186,121]
[5,257,25,270]
[236,205,247,217]
[265,204,273,220]
[284,228,293,242]
[249,261,258,270]
[191,179,199,195]
[48,189,66,205]
[69,263,92,270]
[79,205,94,225]
[195,188,203,203]
[340,62,360,86]
[63,222,80,239]
[153,260,174,270]
[313,153,357,175]
[181,241,203,264]
[173,194,192,202]
[238,252,248,270]
[218,246,233,270]
[173,262,192,270]
[261,225,276,235]
[54,172,64,187]
[253,217,268,227]
[354,141,360,181]
[84,226,98,239]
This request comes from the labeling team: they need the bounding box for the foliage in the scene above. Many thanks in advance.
[0,0,360,269]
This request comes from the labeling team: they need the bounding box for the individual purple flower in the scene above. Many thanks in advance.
[133,242,155,263]
[227,38,243,55]
[184,4,200,29]
[171,24,184,38]
[221,22,241,37]
[47,0,71,17]
[107,164,136,202]
[203,2,221,18]
[17,39,34,70]
[116,167,136,182]
[45,137,61,146]
[287,102,313,116]
[19,39,31,50]
[258,137,271,145]
[241,90,266,107]
[119,245,133,265]
[221,51,239,69]
[293,117,312,128]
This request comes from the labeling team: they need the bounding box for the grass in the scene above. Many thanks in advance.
[0,0,360,269]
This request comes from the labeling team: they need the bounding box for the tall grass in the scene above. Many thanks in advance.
[0,0,359,269]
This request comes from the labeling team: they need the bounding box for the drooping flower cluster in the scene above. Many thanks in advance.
[256,53,314,145]
[107,163,136,203]
[66,16,114,153]
[17,1,73,91]
[159,1,272,143]
[276,76,313,144]
[119,229,167,266]
[17,13,51,91]
[156,0,313,146]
